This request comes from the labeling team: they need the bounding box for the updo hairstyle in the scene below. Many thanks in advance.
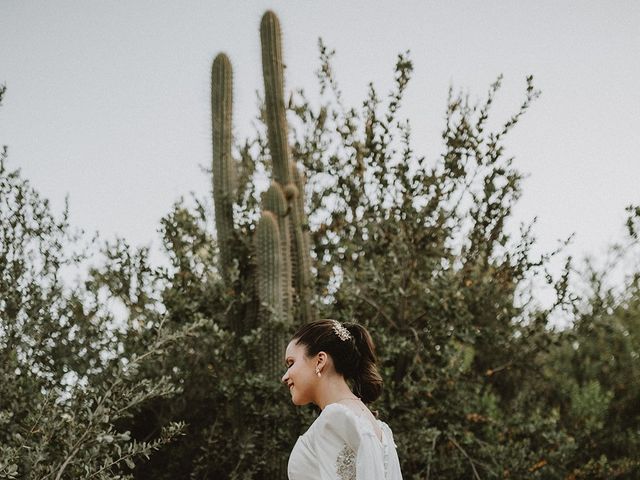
[292,319,383,403]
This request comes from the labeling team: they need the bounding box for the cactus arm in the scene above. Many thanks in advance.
[289,161,315,322]
[211,53,237,283]
[264,182,293,322]
[255,211,283,323]
[260,10,291,186]
[255,211,285,380]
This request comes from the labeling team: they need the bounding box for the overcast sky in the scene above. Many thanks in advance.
[2,1,639,298]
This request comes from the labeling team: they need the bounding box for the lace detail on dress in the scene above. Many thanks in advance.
[383,442,389,479]
[335,443,356,480]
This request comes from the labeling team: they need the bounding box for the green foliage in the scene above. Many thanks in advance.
[543,242,640,479]
[0,147,196,478]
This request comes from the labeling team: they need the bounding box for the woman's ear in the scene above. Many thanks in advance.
[316,351,327,372]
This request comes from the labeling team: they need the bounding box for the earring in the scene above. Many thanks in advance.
[315,367,321,377]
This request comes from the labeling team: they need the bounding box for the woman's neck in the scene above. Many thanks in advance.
[315,375,357,410]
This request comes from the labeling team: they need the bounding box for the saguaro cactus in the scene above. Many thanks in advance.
[260,11,314,324]
[211,10,315,338]
[211,11,313,478]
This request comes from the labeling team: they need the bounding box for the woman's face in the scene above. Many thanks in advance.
[282,340,319,406]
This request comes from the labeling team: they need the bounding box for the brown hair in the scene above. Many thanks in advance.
[292,319,383,403]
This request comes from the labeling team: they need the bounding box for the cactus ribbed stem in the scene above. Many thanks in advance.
[289,161,315,323]
[264,182,293,322]
[211,53,237,282]
[255,211,285,381]
[260,11,291,185]
[256,211,283,323]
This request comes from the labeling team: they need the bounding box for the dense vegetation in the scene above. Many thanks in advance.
[1,11,639,479]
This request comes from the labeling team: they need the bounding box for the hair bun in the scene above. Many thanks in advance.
[343,323,383,403]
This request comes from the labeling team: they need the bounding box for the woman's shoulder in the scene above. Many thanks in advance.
[312,403,358,433]
[315,402,386,443]
[314,402,357,430]
[317,401,368,426]
[307,403,367,452]
[319,401,353,418]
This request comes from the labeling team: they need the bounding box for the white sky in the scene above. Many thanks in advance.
[1,1,639,298]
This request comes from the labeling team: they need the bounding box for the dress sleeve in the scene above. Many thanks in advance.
[313,403,386,480]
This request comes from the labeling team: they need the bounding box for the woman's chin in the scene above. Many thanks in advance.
[290,392,308,406]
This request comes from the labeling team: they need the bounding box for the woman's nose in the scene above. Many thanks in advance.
[281,370,288,383]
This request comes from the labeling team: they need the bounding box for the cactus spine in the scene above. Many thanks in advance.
[211,53,236,283]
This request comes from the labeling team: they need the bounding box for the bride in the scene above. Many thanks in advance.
[282,319,403,479]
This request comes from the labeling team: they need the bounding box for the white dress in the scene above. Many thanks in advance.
[288,402,403,480]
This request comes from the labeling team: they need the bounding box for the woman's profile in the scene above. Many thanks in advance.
[282,319,403,479]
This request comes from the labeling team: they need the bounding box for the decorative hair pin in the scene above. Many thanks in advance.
[331,320,351,341]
